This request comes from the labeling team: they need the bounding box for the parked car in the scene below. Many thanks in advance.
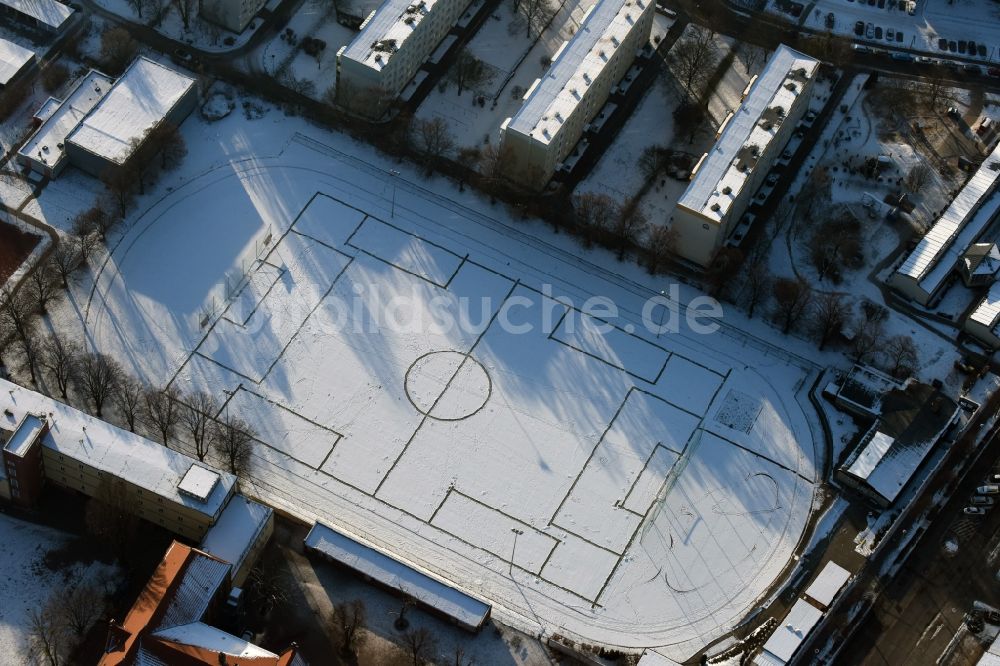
[895,31,903,43]
[855,20,865,36]
[938,37,948,50]
[978,44,987,57]
[866,23,875,38]
[958,40,967,54]
[887,28,895,41]
[825,12,835,29]
[989,67,1000,77]
[949,40,957,52]
[965,506,988,516]
[972,496,995,506]
[964,64,982,75]
[989,474,1000,483]
[891,52,914,62]
[874,26,883,39]
[978,484,1000,495]
[766,172,780,186]
[968,40,977,56]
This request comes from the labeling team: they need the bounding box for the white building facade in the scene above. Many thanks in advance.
[671,45,818,267]
[498,0,654,190]
[336,0,473,116]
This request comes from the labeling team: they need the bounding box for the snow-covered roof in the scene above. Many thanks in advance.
[340,0,437,72]
[32,96,61,123]
[803,561,851,609]
[0,0,72,30]
[152,622,278,659]
[759,598,823,664]
[18,70,112,172]
[0,38,33,86]
[155,551,231,630]
[4,413,45,457]
[178,465,220,501]
[968,278,1000,333]
[67,56,195,166]
[835,364,901,415]
[846,430,895,483]
[678,45,818,223]
[506,0,649,145]
[200,494,272,571]
[305,521,491,630]
[897,141,1000,283]
[916,190,1000,297]
[0,379,236,520]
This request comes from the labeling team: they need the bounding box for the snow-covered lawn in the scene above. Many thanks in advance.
[33,96,822,659]
[0,513,118,662]
[92,0,259,52]
[250,0,355,100]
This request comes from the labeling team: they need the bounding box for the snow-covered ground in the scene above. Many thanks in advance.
[416,0,591,153]
[0,513,118,662]
[771,0,1000,63]
[34,93,822,659]
[92,0,259,52]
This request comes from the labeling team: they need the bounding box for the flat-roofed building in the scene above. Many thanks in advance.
[965,279,1000,348]
[2,413,48,506]
[498,0,654,190]
[0,38,34,88]
[671,45,818,267]
[0,378,236,540]
[200,0,264,33]
[336,0,473,116]
[200,494,274,586]
[0,0,73,32]
[17,69,113,177]
[66,56,197,177]
[890,142,1000,306]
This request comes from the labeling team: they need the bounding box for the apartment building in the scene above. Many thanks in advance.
[336,0,473,116]
[201,0,265,33]
[889,140,1000,306]
[671,44,818,267]
[0,379,236,541]
[498,0,654,190]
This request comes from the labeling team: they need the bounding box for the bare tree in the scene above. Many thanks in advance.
[904,163,932,194]
[772,277,813,334]
[811,292,850,350]
[40,337,79,400]
[673,102,707,145]
[99,26,138,75]
[808,214,863,283]
[100,169,138,220]
[512,0,555,39]
[448,49,490,96]
[0,284,38,381]
[144,385,181,445]
[114,374,145,432]
[572,192,620,241]
[79,353,121,417]
[882,334,918,378]
[181,390,219,461]
[669,26,718,98]
[172,0,197,30]
[70,214,99,265]
[146,122,187,170]
[646,225,679,275]
[48,241,80,288]
[849,313,885,364]
[27,599,66,666]
[328,599,367,656]
[214,414,255,477]
[741,257,771,319]
[612,206,648,260]
[62,583,103,638]
[27,263,59,312]
[737,41,767,74]
[455,146,481,191]
[403,627,437,666]
[412,117,455,173]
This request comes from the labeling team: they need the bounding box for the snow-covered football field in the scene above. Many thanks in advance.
[58,128,820,657]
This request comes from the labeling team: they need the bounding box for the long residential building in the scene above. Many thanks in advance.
[671,44,818,267]
[498,0,654,190]
[336,0,473,116]
[889,141,1000,306]
[965,279,1000,348]
[0,378,236,540]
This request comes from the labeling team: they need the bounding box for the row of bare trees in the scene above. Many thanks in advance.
[28,581,112,666]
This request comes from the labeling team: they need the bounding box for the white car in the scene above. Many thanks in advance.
[965,506,988,516]
[978,484,1000,495]
[972,496,995,506]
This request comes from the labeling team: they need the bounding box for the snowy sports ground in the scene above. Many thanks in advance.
[48,113,822,658]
